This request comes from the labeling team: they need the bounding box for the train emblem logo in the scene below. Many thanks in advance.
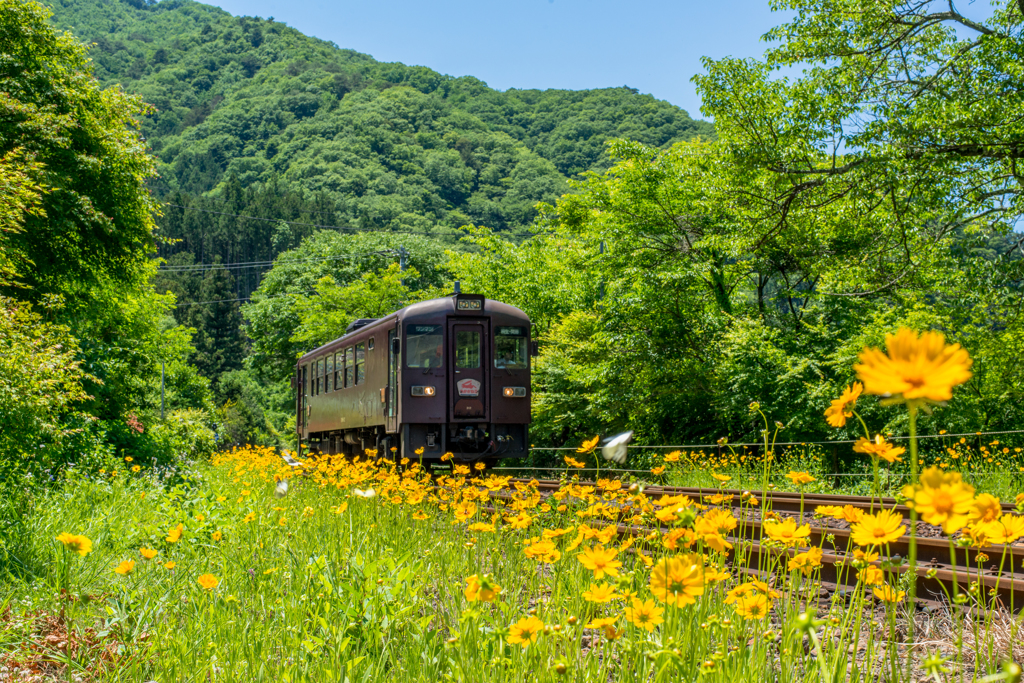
[457,378,481,396]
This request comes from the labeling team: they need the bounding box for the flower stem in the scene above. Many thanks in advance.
[906,403,919,678]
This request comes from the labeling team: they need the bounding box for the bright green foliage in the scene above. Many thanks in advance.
[243,232,449,383]
[694,0,1024,286]
[0,148,45,287]
[0,296,93,464]
[0,0,157,316]
[46,0,710,236]
[291,263,444,349]
[0,0,216,477]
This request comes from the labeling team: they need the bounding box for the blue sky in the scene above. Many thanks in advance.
[209,0,788,120]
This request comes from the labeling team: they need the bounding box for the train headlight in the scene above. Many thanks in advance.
[503,386,526,398]
[411,385,436,397]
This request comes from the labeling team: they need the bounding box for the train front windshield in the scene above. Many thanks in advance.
[494,326,528,369]
[406,325,443,368]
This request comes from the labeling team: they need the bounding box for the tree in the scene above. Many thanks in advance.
[0,0,157,315]
[694,0,1024,295]
[185,260,246,383]
[291,263,443,349]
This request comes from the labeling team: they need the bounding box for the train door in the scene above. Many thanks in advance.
[449,319,489,421]
[387,326,399,433]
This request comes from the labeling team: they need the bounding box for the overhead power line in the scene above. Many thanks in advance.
[156,250,397,273]
[157,202,536,245]
[160,202,472,239]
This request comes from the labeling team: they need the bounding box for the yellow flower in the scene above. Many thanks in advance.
[131,465,141,473]
[651,466,666,476]
[873,585,905,603]
[243,512,256,523]
[464,574,501,603]
[166,524,183,543]
[824,382,862,427]
[840,505,864,524]
[985,514,1024,545]
[454,502,477,522]
[711,473,731,483]
[114,560,135,575]
[787,546,823,575]
[785,471,815,487]
[853,435,905,464]
[577,436,599,454]
[124,456,133,463]
[334,502,349,514]
[564,456,585,468]
[56,533,92,557]
[734,592,770,620]
[140,547,158,560]
[302,506,315,518]
[577,545,622,579]
[586,616,618,629]
[649,554,705,606]
[507,616,544,647]
[524,539,561,563]
[704,567,731,583]
[762,519,811,547]
[851,510,906,547]
[507,512,533,529]
[411,510,429,521]
[853,328,973,404]
[163,561,176,570]
[197,573,219,590]
[581,582,619,603]
[969,494,1002,525]
[211,531,223,542]
[906,466,974,534]
[663,451,681,463]
[852,549,879,563]
[858,565,885,585]
[624,598,664,631]
[695,509,737,536]
[814,505,843,518]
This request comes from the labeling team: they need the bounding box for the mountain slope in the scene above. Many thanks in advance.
[48,0,713,233]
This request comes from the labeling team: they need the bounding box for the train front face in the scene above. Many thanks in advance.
[398,293,532,462]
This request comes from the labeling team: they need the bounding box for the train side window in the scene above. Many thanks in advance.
[368,337,375,351]
[456,331,481,369]
[345,346,355,387]
[316,358,323,395]
[334,352,341,389]
[494,326,528,369]
[355,342,366,385]
[406,325,442,368]
[326,355,334,392]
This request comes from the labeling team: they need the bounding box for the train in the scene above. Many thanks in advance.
[294,289,533,462]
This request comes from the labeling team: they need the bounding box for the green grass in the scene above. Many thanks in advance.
[1,446,1022,682]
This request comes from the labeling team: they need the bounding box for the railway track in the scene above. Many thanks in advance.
[484,477,1024,612]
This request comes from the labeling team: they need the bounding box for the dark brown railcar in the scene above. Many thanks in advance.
[294,292,532,461]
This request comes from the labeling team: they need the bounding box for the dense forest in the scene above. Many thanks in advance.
[4,0,1024,488]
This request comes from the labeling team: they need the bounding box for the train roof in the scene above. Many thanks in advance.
[296,294,529,364]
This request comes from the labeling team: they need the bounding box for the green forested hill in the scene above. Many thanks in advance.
[47,0,713,236]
